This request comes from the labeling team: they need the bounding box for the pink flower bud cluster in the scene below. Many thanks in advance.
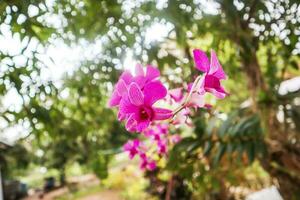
[123,123,181,171]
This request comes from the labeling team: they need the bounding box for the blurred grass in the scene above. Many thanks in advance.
[55,163,156,200]
[55,185,103,200]
[103,165,156,200]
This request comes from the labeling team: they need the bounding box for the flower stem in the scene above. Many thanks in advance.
[171,75,202,118]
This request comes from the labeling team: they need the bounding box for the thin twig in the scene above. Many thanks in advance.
[165,175,174,200]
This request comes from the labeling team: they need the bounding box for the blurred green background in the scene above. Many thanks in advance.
[0,0,299,200]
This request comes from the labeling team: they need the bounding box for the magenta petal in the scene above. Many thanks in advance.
[147,161,156,171]
[213,67,227,80]
[169,88,183,102]
[128,83,144,106]
[123,142,131,151]
[204,75,221,89]
[119,97,139,115]
[193,49,210,73]
[135,64,144,76]
[153,107,173,120]
[117,111,126,121]
[132,76,146,88]
[125,114,137,132]
[136,120,150,132]
[206,87,227,99]
[123,139,140,159]
[116,79,128,96]
[144,81,167,105]
[204,75,227,98]
[187,82,193,92]
[108,90,121,107]
[120,71,133,84]
[133,139,140,147]
[139,160,147,170]
[146,65,160,81]
[209,50,226,79]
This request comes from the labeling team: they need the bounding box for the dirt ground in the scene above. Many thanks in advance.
[79,190,122,200]
[23,174,123,200]
[24,189,122,200]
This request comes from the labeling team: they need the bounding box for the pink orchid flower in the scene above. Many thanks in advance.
[157,139,168,155]
[108,65,161,107]
[143,128,155,138]
[139,153,157,171]
[156,124,169,135]
[193,49,228,99]
[119,81,172,132]
[123,139,141,159]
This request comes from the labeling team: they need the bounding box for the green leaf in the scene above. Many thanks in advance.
[218,111,239,137]
[213,143,226,166]
[203,141,213,156]
[246,142,255,164]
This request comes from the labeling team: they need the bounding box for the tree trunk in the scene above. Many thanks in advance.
[59,167,66,186]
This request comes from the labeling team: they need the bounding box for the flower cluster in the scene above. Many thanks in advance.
[123,139,157,170]
[123,123,181,170]
[109,49,228,170]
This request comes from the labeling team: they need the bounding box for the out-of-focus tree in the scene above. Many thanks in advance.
[0,0,299,199]
[0,142,32,178]
[0,0,129,181]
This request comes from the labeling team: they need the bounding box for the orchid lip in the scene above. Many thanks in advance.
[138,106,153,121]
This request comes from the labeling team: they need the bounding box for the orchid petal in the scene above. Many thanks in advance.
[153,107,173,120]
[147,161,156,171]
[144,81,167,105]
[133,139,140,147]
[146,65,160,81]
[187,82,193,92]
[125,114,137,132]
[128,83,144,106]
[136,120,150,132]
[117,111,127,121]
[193,49,210,73]
[120,71,133,84]
[116,79,128,96]
[132,76,146,88]
[206,87,227,99]
[108,90,121,107]
[209,50,226,79]
[123,139,140,159]
[119,97,139,115]
[169,88,183,102]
